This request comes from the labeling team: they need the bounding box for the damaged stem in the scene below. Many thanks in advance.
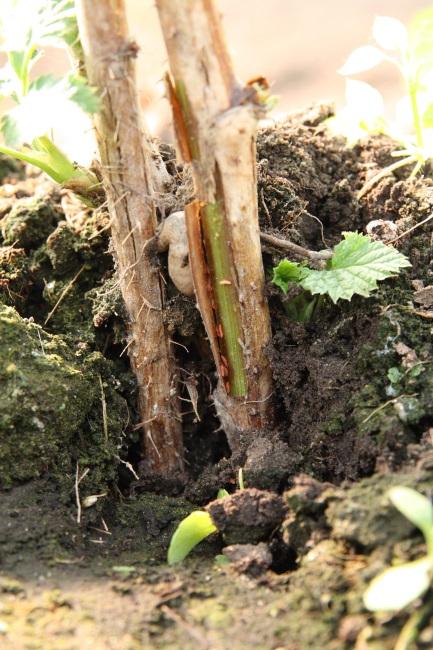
[156,0,274,445]
[76,0,184,479]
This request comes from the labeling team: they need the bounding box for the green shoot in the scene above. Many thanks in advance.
[0,0,100,202]
[364,487,433,612]
[336,9,433,194]
[167,511,217,565]
[272,232,410,316]
[168,488,231,565]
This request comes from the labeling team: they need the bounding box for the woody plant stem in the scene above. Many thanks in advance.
[156,0,274,447]
[76,0,184,479]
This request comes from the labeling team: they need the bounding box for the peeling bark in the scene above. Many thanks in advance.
[156,0,274,445]
[76,0,184,479]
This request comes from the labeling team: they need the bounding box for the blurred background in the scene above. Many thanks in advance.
[127,0,431,137]
[39,0,431,157]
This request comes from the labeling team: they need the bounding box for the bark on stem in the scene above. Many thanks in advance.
[156,0,274,446]
[76,0,184,479]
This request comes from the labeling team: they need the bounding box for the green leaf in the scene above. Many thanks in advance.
[388,486,433,537]
[167,511,217,565]
[364,557,433,611]
[387,367,403,384]
[423,103,433,129]
[1,75,99,147]
[409,6,433,76]
[300,232,411,303]
[272,259,310,294]
[284,292,318,322]
[66,74,100,114]
[0,0,78,53]
[217,488,230,499]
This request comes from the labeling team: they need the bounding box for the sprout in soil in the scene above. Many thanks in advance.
[336,8,433,197]
[168,472,245,565]
[0,0,100,202]
[272,231,410,321]
[364,486,433,644]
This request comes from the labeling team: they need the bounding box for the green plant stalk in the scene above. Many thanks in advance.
[202,203,247,396]
[408,76,424,150]
[0,135,100,199]
[424,526,433,557]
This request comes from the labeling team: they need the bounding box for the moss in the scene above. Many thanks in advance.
[0,154,24,182]
[0,304,128,494]
[0,246,30,306]
[1,197,61,249]
[46,222,82,275]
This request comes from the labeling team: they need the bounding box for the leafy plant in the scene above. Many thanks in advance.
[0,0,100,201]
[364,486,433,611]
[337,8,433,193]
[272,231,410,317]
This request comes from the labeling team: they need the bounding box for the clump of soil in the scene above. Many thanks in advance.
[1,107,433,649]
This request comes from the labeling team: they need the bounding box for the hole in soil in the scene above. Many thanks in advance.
[269,538,298,574]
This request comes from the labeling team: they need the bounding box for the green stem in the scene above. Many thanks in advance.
[394,597,433,650]
[424,527,433,557]
[202,202,247,397]
[408,77,424,151]
[0,136,100,203]
[21,45,36,97]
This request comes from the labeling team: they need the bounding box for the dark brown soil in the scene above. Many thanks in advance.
[1,106,433,649]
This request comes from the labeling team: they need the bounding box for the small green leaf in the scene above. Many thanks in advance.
[272,259,310,294]
[217,488,230,499]
[409,7,433,75]
[364,557,433,611]
[388,486,433,536]
[66,74,100,114]
[300,232,411,303]
[387,367,403,384]
[167,511,217,565]
[284,292,318,322]
[423,103,433,129]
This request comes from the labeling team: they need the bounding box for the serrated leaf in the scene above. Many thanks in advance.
[300,232,411,303]
[66,74,100,114]
[388,486,433,536]
[272,259,310,294]
[338,46,385,76]
[373,16,408,52]
[363,557,433,611]
[0,0,78,53]
[167,511,217,565]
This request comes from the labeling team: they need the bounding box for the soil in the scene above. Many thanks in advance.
[1,105,433,649]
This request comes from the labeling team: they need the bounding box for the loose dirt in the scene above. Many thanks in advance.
[1,106,433,649]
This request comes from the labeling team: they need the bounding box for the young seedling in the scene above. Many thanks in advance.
[364,486,433,612]
[168,478,244,565]
[338,9,433,197]
[156,0,274,449]
[272,231,410,320]
[0,0,101,204]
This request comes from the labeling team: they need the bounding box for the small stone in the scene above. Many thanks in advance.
[223,543,272,576]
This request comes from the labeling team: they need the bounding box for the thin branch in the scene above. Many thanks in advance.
[260,231,332,260]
